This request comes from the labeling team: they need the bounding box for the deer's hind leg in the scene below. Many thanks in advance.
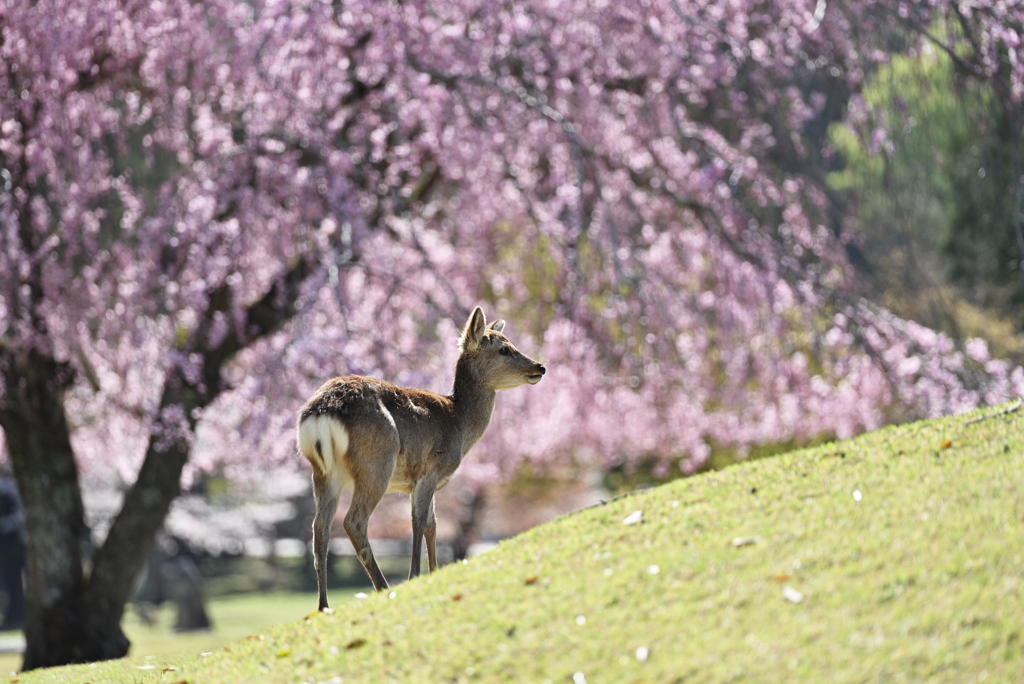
[311,468,341,611]
[342,438,396,592]
[344,482,390,591]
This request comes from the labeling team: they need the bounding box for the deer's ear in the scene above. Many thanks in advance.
[461,307,486,351]
[489,319,505,333]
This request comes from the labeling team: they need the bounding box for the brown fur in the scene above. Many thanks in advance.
[297,307,545,609]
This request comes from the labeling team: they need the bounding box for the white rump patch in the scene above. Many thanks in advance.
[297,415,350,488]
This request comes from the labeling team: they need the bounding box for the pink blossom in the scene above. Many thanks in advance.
[1,0,1023,526]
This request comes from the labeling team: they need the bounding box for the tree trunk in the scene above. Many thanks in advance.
[1,357,215,669]
[0,257,315,670]
[0,351,128,668]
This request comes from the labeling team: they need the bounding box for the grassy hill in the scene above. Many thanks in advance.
[10,400,1024,683]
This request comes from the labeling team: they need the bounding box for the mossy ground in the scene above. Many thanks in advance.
[8,401,1024,683]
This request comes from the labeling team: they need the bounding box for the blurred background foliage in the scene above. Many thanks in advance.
[829,36,1024,365]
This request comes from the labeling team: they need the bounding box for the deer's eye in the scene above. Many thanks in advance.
[499,346,510,356]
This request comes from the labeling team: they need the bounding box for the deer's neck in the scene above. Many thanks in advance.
[450,357,496,454]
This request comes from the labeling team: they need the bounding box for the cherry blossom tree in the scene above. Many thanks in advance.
[0,0,354,667]
[231,0,1024,481]
[2,0,1024,670]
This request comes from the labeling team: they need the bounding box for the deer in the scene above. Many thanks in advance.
[296,307,546,610]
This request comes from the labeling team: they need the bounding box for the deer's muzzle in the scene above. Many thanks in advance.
[527,364,546,384]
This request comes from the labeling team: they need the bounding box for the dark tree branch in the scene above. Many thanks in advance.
[80,253,317,660]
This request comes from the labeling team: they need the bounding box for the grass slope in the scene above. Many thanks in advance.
[0,593,322,681]
[11,401,1024,683]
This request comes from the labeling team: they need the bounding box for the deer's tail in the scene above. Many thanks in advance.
[297,414,351,491]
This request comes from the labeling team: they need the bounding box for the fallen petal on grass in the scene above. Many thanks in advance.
[782,586,804,603]
[731,536,760,547]
[623,510,644,525]
[636,645,649,662]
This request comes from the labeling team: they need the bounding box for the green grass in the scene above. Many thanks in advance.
[8,401,1024,683]
[0,592,325,681]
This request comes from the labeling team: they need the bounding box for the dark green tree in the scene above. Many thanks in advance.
[829,35,1024,350]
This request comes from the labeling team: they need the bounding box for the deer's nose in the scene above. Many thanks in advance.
[536,364,546,375]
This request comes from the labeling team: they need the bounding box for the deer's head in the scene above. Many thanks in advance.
[458,307,545,390]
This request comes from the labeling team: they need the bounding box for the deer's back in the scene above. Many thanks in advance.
[300,376,461,492]
[301,375,452,423]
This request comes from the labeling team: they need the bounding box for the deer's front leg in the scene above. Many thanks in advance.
[410,478,438,580]
[424,494,438,573]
